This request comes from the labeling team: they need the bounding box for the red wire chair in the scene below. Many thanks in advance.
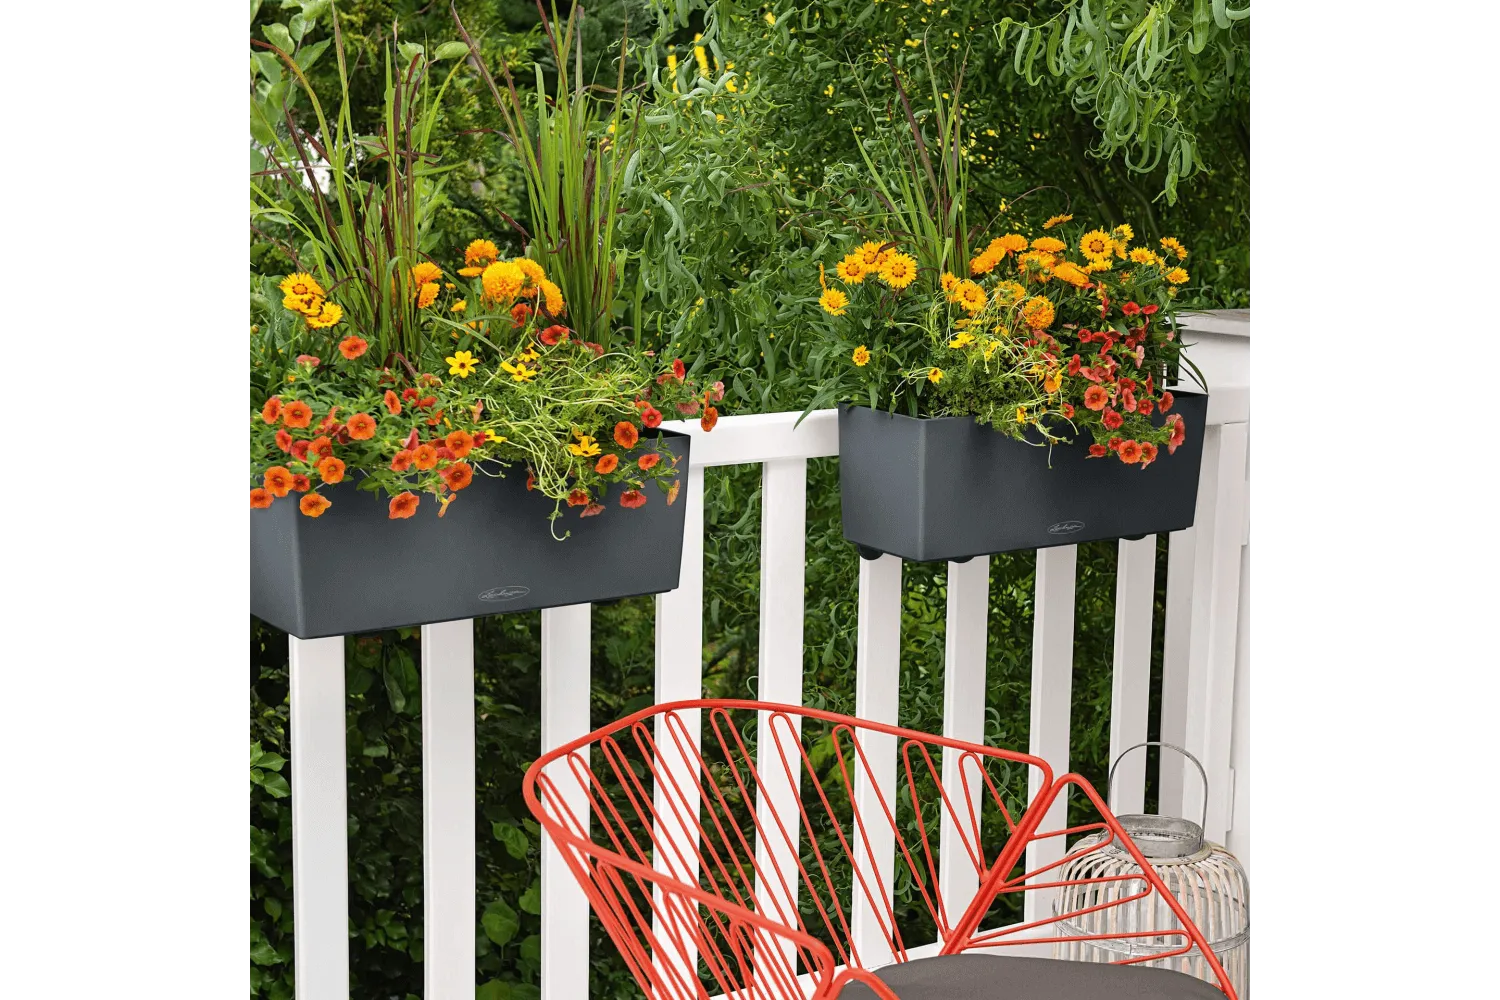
[523,699,1237,1000]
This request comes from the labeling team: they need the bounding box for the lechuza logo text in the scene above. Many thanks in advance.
[479,586,531,602]
[1047,520,1086,535]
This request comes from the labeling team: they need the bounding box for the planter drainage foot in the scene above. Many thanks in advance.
[855,544,885,561]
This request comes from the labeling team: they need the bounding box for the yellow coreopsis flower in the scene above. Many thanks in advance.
[852,344,871,366]
[1166,267,1190,285]
[1160,236,1189,260]
[940,271,959,294]
[954,280,987,314]
[501,360,539,382]
[1044,370,1063,393]
[1078,230,1114,263]
[820,288,850,315]
[1112,223,1134,242]
[927,368,944,384]
[877,252,918,289]
[568,431,601,457]
[1043,214,1073,229]
[835,255,867,284]
[305,301,343,329]
[1129,247,1159,267]
[451,299,467,312]
[279,272,325,299]
[447,350,479,378]
[949,331,976,349]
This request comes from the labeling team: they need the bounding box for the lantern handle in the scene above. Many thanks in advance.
[1107,741,1209,832]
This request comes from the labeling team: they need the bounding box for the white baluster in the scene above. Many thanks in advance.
[939,556,990,936]
[1025,545,1076,926]
[1109,538,1157,815]
[421,619,475,1000]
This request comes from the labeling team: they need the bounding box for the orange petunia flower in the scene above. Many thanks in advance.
[641,405,662,429]
[1087,444,1108,458]
[614,421,639,449]
[1159,391,1175,413]
[620,489,647,509]
[1102,408,1124,431]
[299,493,332,517]
[700,406,719,432]
[1167,414,1187,454]
[413,444,438,470]
[595,454,619,474]
[310,436,334,458]
[282,401,313,429]
[580,502,605,517]
[389,492,420,519]
[261,396,283,424]
[347,413,377,440]
[511,302,532,328]
[250,488,273,509]
[264,466,294,497]
[291,474,311,492]
[666,480,681,506]
[566,489,590,507]
[1083,385,1108,411]
[445,430,474,458]
[1118,440,1144,464]
[638,452,661,470]
[338,336,369,360]
[1139,442,1159,466]
[440,461,474,491]
[384,390,402,415]
[391,450,414,472]
[275,429,293,452]
[539,324,570,346]
[317,456,346,483]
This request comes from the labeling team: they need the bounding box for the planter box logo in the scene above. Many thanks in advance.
[1047,520,1086,536]
[479,586,531,602]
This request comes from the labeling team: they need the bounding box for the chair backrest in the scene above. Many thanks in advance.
[523,699,1235,999]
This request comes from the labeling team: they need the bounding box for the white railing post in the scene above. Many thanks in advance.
[1025,545,1077,925]
[939,556,990,936]
[289,635,349,1000]
[420,619,475,1000]
[539,604,592,1000]
[850,554,903,968]
[1108,537,1157,815]
[652,462,707,987]
[753,457,808,972]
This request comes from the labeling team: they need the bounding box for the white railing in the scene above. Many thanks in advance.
[284,311,1250,999]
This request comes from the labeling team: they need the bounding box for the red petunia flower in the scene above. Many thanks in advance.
[511,302,532,328]
[581,503,605,517]
[1118,440,1144,464]
[472,431,487,445]
[582,341,605,357]
[261,396,283,424]
[1139,442,1159,466]
[641,405,662,429]
[701,406,719,432]
[338,336,369,360]
[1167,414,1187,454]
[290,440,311,462]
[677,400,701,416]
[638,452,661,470]
[1138,397,1155,415]
[250,488,273,509]
[282,401,313,429]
[1159,391,1175,413]
[1062,403,1075,419]
[1107,436,1123,451]
[539,324,570,346]
[311,436,334,458]
[440,462,474,491]
[417,396,436,410]
[672,358,686,381]
[275,429,293,452]
[595,454,619,474]
[620,489,647,509]
[1141,304,1159,315]
[526,469,536,491]
[1084,385,1109,411]
[1067,356,1082,376]
[1087,444,1108,458]
[1102,408,1124,431]
[295,354,321,367]
[1121,388,1137,413]
[709,381,725,403]
[566,489,590,507]
[384,390,402,415]
[389,492,420,519]
[347,413,377,440]
[614,422,639,449]
[402,387,420,402]
[291,474,311,493]
[435,445,455,461]
[391,450,414,472]
[299,493,332,518]
[1121,302,1141,317]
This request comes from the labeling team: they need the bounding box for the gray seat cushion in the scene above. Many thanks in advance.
[836,953,1225,999]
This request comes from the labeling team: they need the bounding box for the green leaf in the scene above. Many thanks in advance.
[260,22,294,55]
[434,41,471,61]
[258,751,286,771]
[518,881,541,914]
[397,42,425,67]
[295,38,331,72]
[261,773,291,798]
[250,938,282,965]
[481,898,519,945]
[492,821,529,860]
[519,934,541,964]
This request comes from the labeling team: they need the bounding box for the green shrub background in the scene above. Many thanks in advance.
[250,2,1246,996]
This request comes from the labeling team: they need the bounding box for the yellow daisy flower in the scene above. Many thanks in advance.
[835,255,867,284]
[451,299,467,313]
[852,344,871,366]
[501,360,539,382]
[447,350,480,378]
[278,272,325,299]
[1043,214,1073,229]
[1166,267,1190,285]
[283,292,322,316]
[305,301,343,329]
[1078,230,1114,262]
[820,287,850,315]
[877,252,918,289]
[949,331,976,349]
[1160,236,1189,260]
[1112,223,1134,242]
[940,271,960,294]
[927,368,944,384]
[954,279,987,314]
[1129,247,1159,266]
[567,431,601,457]
[1031,236,1067,254]
[856,240,887,268]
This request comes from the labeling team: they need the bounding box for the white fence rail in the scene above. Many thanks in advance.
[284,312,1250,999]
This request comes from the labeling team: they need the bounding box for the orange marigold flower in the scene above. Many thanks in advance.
[412,261,443,287]
[701,406,719,432]
[1118,440,1144,464]
[614,421,639,449]
[317,456,346,483]
[465,239,500,268]
[347,413,377,440]
[1083,385,1109,411]
[250,488,273,509]
[566,489,591,507]
[264,466,295,498]
[595,454,619,474]
[638,452,661,470]
[261,396,283,424]
[445,430,474,458]
[299,493,332,517]
[416,282,440,309]
[391,450,414,472]
[620,489,647,509]
[440,461,474,491]
[282,401,313,429]
[338,336,369,360]
[641,405,662,429]
[413,444,438,470]
[389,492,420,519]
[384,390,402,415]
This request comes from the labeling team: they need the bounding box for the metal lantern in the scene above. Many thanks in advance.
[1053,743,1250,996]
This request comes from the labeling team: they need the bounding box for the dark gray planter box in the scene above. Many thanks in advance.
[838,393,1208,562]
[251,431,691,638]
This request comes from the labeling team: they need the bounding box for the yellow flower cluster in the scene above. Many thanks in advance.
[473,248,565,316]
[278,273,343,329]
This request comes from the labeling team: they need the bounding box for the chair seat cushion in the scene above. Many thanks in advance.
[836,953,1225,999]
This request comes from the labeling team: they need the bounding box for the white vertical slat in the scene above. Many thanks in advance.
[753,458,808,971]
[938,556,990,936]
[539,604,592,1000]
[1025,545,1077,926]
[652,462,706,987]
[1226,539,1252,872]
[1157,529,1194,817]
[420,619,475,1000]
[1182,422,1249,843]
[1108,537,1157,816]
[850,554,902,968]
[289,635,349,1000]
